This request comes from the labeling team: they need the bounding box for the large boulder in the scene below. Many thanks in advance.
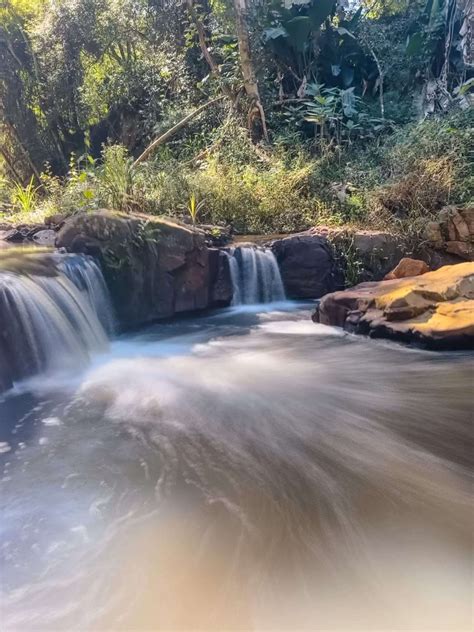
[269,230,343,298]
[56,211,211,329]
[314,262,474,349]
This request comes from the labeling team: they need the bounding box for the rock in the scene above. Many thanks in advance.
[198,225,233,248]
[384,257,430,280]
[3,223,46,243]
[3,228,25,243]
[425,206,473,261]
[445,241,472,260]
[44,213,68,228]
[269,230,343,298]
[314,263,474,349]
[347,231,407,280]
[269,227,408,298]
[208,248,232,307]
[309,226,409,282]
[56,211,211,329]
[32,229,57,247]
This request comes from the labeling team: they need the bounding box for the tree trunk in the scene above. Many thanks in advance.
[186,0,234,101]
[232,0,269,141]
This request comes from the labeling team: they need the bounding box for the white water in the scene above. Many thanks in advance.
[228,246,285,305]
[0,255,113,379]
[0,305,472,631]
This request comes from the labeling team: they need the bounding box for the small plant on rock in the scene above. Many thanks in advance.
[187,192,205,226]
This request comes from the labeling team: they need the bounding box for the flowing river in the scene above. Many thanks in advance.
[0,301,472,630]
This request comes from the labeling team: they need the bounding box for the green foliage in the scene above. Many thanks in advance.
[0,0,471,242]
[99,145,137,212]
[11,177,40,213]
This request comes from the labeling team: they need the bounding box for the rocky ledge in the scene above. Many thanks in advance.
[56,211,232,329]
[313,262,474,350]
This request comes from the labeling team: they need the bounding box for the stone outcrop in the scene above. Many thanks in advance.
[208,248,233,306]
[269,227,410,298]
[269,230,343,298]
[425,206,473,261]
[314,263,474,349]
[56,211,220,329]
[384,257,429,280]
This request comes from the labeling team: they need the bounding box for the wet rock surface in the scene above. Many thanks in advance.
[208,248,233,307]
[56,211,213,329]
[269,230,343,298]
[314,263,474,349]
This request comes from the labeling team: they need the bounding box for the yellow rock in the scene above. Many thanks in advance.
[315,263,474,349]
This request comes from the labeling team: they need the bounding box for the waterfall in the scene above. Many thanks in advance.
[228,246,285,305]
[0,253,114,385]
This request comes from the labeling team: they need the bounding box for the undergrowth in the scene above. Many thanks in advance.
[1,110,472,237]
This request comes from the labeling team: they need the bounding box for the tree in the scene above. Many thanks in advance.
[232,0,268,141]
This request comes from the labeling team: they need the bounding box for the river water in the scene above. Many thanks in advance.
[0,303,472,630]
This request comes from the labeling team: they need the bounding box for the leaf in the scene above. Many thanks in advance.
[348,6,363,27]
[308,0,336,30]
[284,16,312,52]
[406,32,423,56]
[305,82,323,96]
[331,64,341,76]
[458,78,474,95]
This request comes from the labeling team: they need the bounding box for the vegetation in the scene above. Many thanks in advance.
[0,0,472,236]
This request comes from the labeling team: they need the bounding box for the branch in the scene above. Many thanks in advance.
[133,96,224,166]
[186,0,234,100]
[368,45,385,119]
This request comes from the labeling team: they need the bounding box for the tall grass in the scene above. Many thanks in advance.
[11,177,40,214]
[99,145,137,212]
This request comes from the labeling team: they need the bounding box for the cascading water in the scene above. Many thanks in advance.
[228,245,285,305]
[0,253,113,385]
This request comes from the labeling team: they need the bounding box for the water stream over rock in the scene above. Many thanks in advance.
[0,246,471,630]
[0,251,113,389]
[228,246,285,305]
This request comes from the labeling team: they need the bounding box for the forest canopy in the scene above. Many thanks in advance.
[0,0,472,234]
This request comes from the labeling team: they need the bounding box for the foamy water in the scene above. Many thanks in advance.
[0,305,472,630]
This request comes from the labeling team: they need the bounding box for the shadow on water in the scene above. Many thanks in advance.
[0,304,472,630]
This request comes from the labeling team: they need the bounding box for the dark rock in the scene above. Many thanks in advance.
[0,351,13,393]
[3,223,48,243]
[3,228,25,243]
[44,213,68,228]
[208,248,233,307]
[269,231,343,299]
[56,211,211,329]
